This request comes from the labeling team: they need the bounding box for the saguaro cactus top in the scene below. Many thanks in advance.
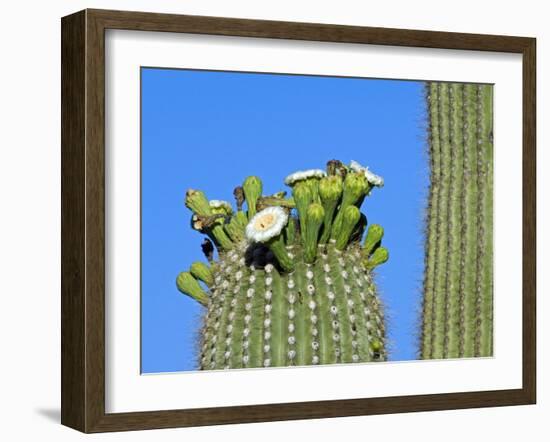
[177,159,389,370]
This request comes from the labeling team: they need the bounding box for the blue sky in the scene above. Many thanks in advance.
[141,68,428,373]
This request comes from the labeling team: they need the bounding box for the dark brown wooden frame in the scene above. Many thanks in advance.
[61,8,536,433]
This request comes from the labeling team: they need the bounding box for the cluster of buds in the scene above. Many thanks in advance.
[177,159,388,304]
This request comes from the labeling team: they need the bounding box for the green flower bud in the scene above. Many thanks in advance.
[176,272,209,306]
[292,182,313,240]
[330,172,368,239]
[209,200,233,217]
[363,224,384,257]
[342,172,367,207]
[304,203,325,263]
[319,175,343,243]
[190,261,214,287]
[365,246,389,270]
[335,205,361,251]
[243,176,263,220]
[319,175,343,202]
[185,189,212,216]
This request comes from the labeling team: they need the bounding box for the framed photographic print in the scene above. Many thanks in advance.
[61,9,536,433]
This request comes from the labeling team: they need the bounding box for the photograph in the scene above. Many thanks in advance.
[140,68,493,373]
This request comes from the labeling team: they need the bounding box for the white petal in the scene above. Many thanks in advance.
[284,169,327,186]
[245,206,288,243]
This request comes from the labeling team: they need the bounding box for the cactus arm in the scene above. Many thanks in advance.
[431,82,451,360]
[421,82,493,360]
[461,84,480,357]
[442,83,465,358]
[421,83,440,359]
[478,85,494,356]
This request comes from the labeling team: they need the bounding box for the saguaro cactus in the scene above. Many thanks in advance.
[177,159,389,369]
[421,82,493,359]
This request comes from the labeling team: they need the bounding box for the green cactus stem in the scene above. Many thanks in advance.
[421,82,493,359]
[178,159,388,370]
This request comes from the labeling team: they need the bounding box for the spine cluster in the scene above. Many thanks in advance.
[421,82,493,359]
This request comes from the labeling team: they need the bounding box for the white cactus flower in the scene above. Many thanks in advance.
[284,169,327,186]
[349,160,384,187]
[209,199,233,214]
[245,206,288,243]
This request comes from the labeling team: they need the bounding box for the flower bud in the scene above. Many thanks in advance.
[363,224,384,257]
[185,189,212,216]
[190,262,214,287]
[176,272,209,306]
[365,246,389,270]
[335,205,361,250]
[243,176,263,220]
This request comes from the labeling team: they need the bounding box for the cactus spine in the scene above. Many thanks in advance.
[421,82,493,359]
[177,160,389,369]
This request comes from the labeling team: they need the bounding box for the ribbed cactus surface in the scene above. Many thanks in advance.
[177,159,389,369]
[421,82,493,359]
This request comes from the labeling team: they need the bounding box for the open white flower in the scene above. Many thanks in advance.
[209,199,233,214]
[349,160,384,187]
[284,169,327,186]
[246,206,288,243]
